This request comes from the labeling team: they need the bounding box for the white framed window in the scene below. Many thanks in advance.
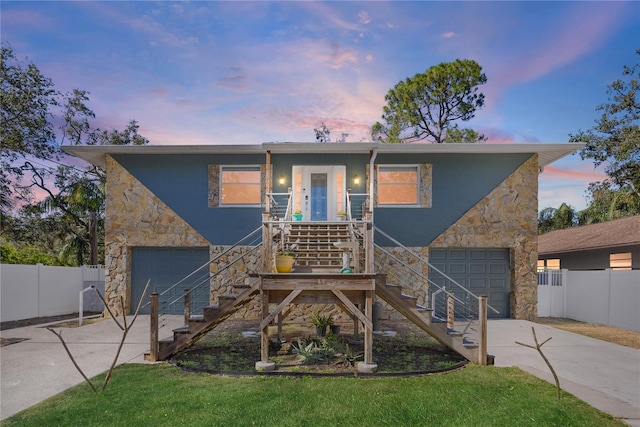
[378,165,419,206]
[610,252,632,270]
[220,166,261,206]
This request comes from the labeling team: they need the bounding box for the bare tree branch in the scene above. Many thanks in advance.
[47,328,97,394]
[516,326,562,400]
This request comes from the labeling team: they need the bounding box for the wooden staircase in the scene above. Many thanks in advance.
[374,277,485,364]
[145,279,260,361]
[287,222,353,269]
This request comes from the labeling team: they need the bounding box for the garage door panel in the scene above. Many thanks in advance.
[132,247,209,315]
[469,264,486,274]
[429,248,510,318]
[450,263,467,274]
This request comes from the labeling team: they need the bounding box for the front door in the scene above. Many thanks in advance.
[292,165,346,221]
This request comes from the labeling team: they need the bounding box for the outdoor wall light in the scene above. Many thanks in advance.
[353,174,361,186]
[278,175,286,186]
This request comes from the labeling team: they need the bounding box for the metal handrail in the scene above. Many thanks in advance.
[141,226,263,310]
[374,226,500,314]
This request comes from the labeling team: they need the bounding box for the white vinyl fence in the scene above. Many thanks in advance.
[538,269,640,332]
[0,264,105,323]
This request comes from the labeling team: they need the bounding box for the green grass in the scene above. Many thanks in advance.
[2,364,624,427]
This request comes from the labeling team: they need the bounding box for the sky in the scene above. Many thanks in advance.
[2,1,638,211]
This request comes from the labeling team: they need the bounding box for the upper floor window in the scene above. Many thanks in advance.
[610,252,632,270]
[378,165,419,205]
[220,166,261,206]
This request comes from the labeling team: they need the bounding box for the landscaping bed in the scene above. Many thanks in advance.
[172,318,467,375]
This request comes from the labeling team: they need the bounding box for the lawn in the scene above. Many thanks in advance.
[2,364,624,427]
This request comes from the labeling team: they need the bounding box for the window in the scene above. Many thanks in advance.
[610,252,632,270]
[538,259,560,271]
[220,166,261,205]
[378,166,419,205]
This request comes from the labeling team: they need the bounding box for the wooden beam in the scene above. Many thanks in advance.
[260,289,302,329]
[331,289,372,329]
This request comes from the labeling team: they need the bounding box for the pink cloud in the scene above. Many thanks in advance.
[358,11,372,25]
[441,32,455,39]
[488,4,629,93]
[541,165,606,182]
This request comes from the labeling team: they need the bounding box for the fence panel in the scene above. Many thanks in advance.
[1,264,40,322]
[0,264,105,323]
[538,269,640,332]
[609,271,640,332]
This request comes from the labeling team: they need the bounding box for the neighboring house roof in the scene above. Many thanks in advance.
[63,142,582,169]
[538,215,640,255]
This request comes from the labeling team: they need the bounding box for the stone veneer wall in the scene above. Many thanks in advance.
[429,154,539,320]
[104,156,210,316]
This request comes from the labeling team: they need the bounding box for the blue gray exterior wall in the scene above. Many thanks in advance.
[113,152,531,247]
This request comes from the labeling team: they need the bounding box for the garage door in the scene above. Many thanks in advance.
[131,247,210,315]
[429,248,510,318]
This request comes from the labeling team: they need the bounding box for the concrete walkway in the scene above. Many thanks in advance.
[1,317,639,425]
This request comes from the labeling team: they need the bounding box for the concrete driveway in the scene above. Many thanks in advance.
[1,317,639,425]
[0,314,183,420]
[488,319,640,427]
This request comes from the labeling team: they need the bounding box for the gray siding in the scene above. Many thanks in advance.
[540,245,640,270]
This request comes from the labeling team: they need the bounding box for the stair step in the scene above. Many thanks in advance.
[159,337,174,344]
[174,326,191,334]
[431,316,446,323]
[416,304,432,312]
[189,315,204,322]
[447,328,463,336]
[463,337,478,348]
[233,283,252,289]
[401,294,417,300]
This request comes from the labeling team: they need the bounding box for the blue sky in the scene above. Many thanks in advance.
[2,1,638,211]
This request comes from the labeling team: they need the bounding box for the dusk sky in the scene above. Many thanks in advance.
[2,1,638,211]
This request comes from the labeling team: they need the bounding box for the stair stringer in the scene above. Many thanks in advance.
[374,279,481,364]
[151,279,260,361]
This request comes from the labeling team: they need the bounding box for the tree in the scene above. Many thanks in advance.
[314,122,331,143]
[578,181,640,225]
[372,59,487,143]
[537,203,577,234]
[443,124,487,143]
[1,45,58,211]
[570,50,639,219]
[1,43,148,265]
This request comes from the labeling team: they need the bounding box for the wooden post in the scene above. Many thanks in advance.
[184,289,191,327]
[478,295,488,366]
[364,290,373,364]
[265,150,272,213]
[364,211,374,273]
[262,212,272,272]
[149,293,159,362]
[277,312,283,342]
[447,292,455,330]
[260,290,269,362]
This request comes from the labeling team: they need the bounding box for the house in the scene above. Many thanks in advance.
[65,142,579,369]
[538,215,640,270]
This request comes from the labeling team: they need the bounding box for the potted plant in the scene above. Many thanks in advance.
[337,210,347,221]
[292,210,303,221]
[275,251,295,273]
[310,311,334,336]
